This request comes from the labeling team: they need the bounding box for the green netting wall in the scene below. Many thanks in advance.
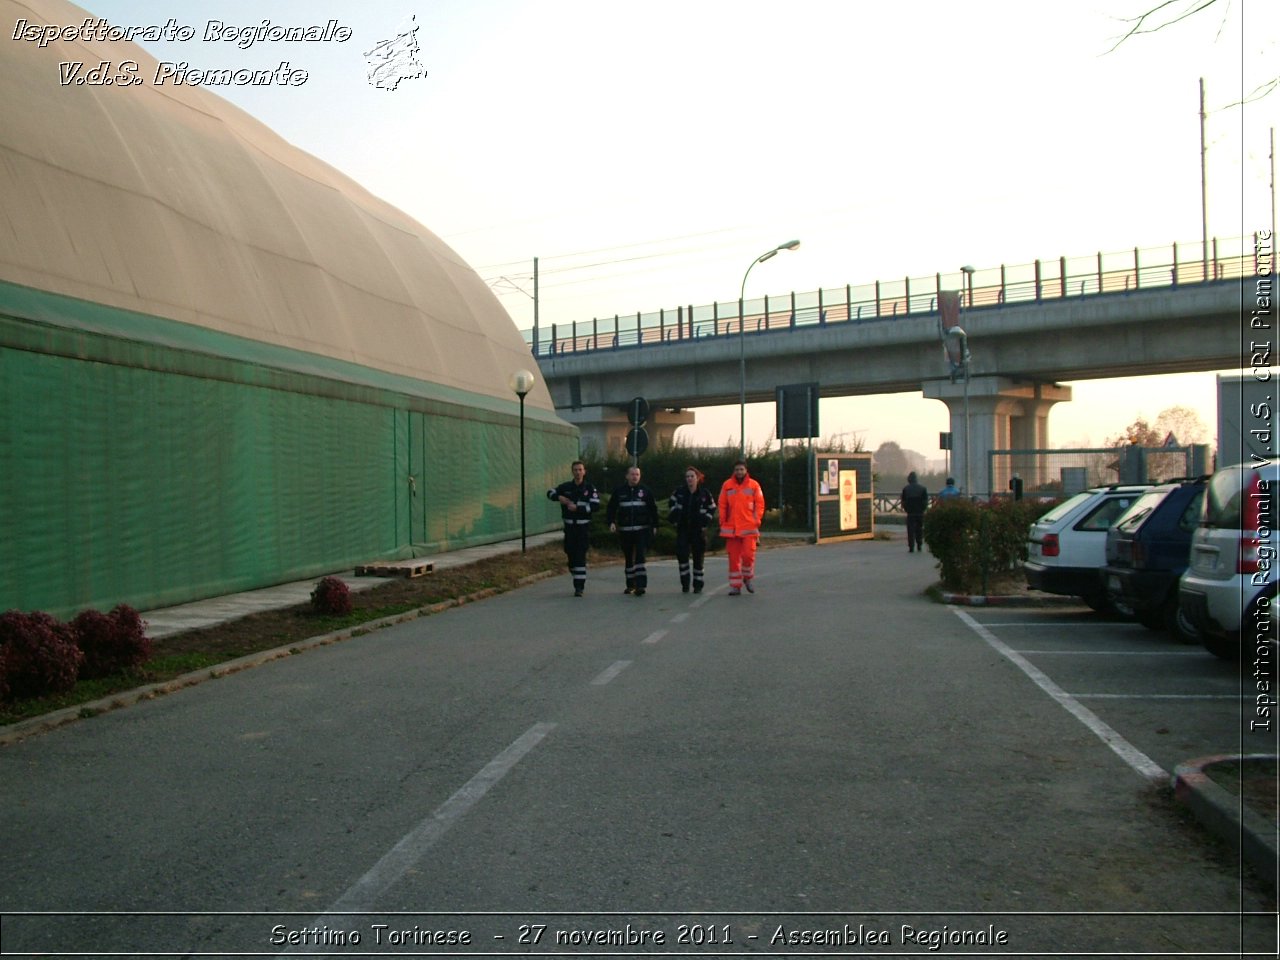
[0,285,575,618]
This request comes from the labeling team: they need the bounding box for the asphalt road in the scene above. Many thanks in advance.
[0,537,1274,958]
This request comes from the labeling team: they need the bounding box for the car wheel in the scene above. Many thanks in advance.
[1168,600,1201,644]
[1109,595,1136,619]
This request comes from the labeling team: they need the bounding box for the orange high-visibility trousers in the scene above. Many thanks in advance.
[725,536,758,589]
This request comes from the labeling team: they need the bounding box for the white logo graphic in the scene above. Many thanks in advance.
[365,15,426,91]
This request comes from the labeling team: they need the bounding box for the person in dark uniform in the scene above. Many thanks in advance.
[607,464,659,596]
[547,460,599,596]
[668,466,717,593]
[901,470,928,553]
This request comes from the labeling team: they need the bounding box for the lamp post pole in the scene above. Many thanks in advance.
[958,266,975,496]
[510,369,535,552]
[739,239,800,457]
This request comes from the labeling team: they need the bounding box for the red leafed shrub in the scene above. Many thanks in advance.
[310,576,353,616]
[0,610,84,700]
[71,605,152,679]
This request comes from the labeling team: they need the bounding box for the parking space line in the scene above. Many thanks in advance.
[591,660,633,685]
[1072,693,1245,700]
[1014,650,1205,656]
[982,622,1145,628]
[952,608,1167,782]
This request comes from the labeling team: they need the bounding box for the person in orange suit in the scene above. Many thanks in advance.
[718,459,765,596]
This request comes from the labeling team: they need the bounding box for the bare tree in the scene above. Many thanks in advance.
[1109,0,1277,103]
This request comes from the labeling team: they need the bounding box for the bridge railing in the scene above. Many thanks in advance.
[530,234,1263,357]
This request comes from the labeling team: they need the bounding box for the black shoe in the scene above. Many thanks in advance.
[634,588,646,596]
[573,589,583,597]
[693,584,703,593]
[624,586,634,594]
[744,580,754,594]
[682,585,690,593]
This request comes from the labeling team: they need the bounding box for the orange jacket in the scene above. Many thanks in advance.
[718,471,765,538]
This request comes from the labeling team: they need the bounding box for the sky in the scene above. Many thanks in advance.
[61,0,1280,460]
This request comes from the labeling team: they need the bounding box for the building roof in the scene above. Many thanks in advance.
[0,0,553,410]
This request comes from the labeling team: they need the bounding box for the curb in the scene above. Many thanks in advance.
[1173,753,1279,886]
[939,591,1079,607]
[0,568,561,748]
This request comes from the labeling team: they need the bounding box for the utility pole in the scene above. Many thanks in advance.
[1200,78,1209,281]
[532,256,539,356]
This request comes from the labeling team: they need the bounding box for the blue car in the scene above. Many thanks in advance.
[1103,477,1207,641]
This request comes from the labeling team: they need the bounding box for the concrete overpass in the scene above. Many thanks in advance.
[532,237,1263,495]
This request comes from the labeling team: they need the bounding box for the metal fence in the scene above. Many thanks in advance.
[988,446,1210,498]
[530,235,1260,357]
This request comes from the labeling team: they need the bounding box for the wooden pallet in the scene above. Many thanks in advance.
[354,560,434,579]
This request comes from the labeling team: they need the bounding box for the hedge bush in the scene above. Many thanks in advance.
[0,610,84,700]
[922,497,1057,593]
[310,576,353,616]
[71,605,151,679]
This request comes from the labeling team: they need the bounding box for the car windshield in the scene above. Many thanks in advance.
[1077,495,1141,532]
[1113,490,1169,534]
[1036,491,1096,524]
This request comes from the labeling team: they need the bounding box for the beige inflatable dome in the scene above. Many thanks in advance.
[0,0,553,410]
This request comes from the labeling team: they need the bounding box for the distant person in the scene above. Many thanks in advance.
[718,460,765,595]
[547,460,599,597]
[938,477,961,499]
[668,466,717,593]
[901,471,928,553]
[607,465,659,596]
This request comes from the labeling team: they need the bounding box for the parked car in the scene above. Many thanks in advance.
[1103,477,1207,640]
[1179,458,1280,660]
[1024,484,1152,613]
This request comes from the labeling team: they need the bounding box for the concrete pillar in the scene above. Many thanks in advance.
[922,378,1072,497]
[556,405,696,458]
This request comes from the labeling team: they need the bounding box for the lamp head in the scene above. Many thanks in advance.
[509,369,535,396]
[779,239,801,251]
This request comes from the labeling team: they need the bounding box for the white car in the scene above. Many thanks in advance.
[1023,484,1152,613]
[1179,458,1280,659]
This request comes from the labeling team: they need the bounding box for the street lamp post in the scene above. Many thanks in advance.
[946,325,971,497]
[739,239,800,457]
[957,265,976,495]
[509,369,535,552]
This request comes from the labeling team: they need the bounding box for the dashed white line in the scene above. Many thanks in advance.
[641,629,669,645]
[671,613,690,624]
[591,660,633,685]
[952,608,1167,782]
[297,721,555,935]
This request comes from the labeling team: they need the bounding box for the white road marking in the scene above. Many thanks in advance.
[1014,650,1206,656]
[297,722,555,932]
[590,660,633,685]
[1072,693,1246,700]
[671,613,690,624]
[641,629,668,645]
[982,622,1147,628]
[952,608,1167,782]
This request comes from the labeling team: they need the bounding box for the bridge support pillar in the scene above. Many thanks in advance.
[557,405,696,458]
[922,378,1072,497]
